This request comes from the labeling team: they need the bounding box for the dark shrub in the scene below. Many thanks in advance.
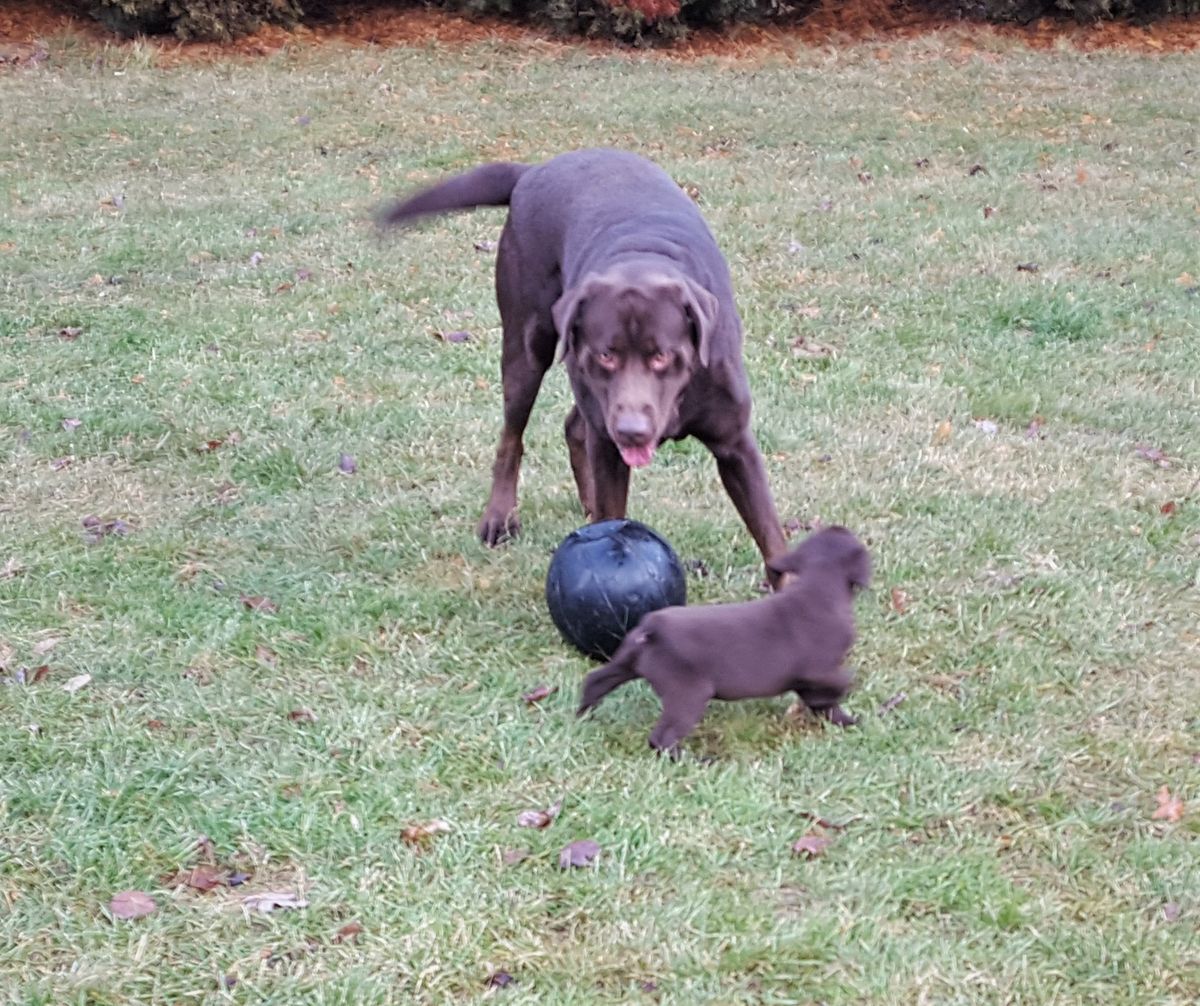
[88,0,304,40]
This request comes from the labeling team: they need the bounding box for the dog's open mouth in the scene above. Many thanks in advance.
[619,443,656,468]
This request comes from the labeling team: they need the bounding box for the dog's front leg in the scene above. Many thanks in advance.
[708,431,788,584]
[585,425,631,522]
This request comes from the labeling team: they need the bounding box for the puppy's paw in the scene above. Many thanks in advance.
[820,704,857,728]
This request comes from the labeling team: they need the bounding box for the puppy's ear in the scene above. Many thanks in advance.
[675,278,719,368]
[765,548,806,580]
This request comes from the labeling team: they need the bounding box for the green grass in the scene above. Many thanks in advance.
[2,25,1199,1006]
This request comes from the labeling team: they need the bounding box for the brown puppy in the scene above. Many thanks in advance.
[577,526,871,754]
[378,148,787,585]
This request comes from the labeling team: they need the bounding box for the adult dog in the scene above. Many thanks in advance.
[379,148,787,579]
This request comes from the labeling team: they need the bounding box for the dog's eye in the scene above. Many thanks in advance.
[648,351,672,373]
[596,350,619,371]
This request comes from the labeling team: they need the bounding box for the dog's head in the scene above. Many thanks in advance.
[551,266,718,469]
[766,525,872,593]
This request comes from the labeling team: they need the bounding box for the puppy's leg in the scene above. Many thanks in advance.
[797,671,856,728]
[578,660,638,716]
[564,406,595,519]
[647,687,712,756]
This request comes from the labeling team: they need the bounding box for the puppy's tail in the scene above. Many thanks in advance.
[577,661,638,717]
[376,162,531,228]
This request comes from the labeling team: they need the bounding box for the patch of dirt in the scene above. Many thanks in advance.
[1,0,1197,66]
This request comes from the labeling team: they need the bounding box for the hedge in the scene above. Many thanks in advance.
[82,0,1199,44]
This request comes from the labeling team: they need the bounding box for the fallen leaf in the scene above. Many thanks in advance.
[983,205,996,219]
[63,673,92,694]
[287,708,317,724]
[82,515,132,543]
[196,438,225,453]
[146,718,167,730]
[1134,444,1171,468]
[50,456,72,471]
[433,330,471,344]
[1025,417,1045,440]
[517,800,563,829]
[1160,501,1177,516]
[558,838,600,869]
[790,335,834,358]
[242,890,308,914]
[58,326,83,341]
[914,157,931,168]
[337,452,357,475]
[168,865,225,892]
[62,418,82,431]
[401,819,452,846]
[1162,902,1181,922]
[473,239,497,252]
[32,637,61,656]
[521,683,557,704]
[255,645,278,666]
[0,558,24,580]
[109,890,157,920]
[798,811,848,831]
[879,691,907,715]
[501,848,529,867]
[791,833,832,858]
[1075,167,1089,185]
[333,921,363,943]
[240,595,278,614]
[973,418,998,437]
[931,420,952,446]
[29,665,51,684]
[968,163,987,176]
[194,834,216,861]
[1016,262,1040,273]
[249,251,264,266]
[227,871,251,887]
[1151,785,1184,823]
[889,588,909,614]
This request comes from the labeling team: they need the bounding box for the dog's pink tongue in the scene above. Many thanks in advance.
[620,443,656,468]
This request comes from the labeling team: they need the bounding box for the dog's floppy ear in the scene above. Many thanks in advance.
[671,277,719,368]
[552,275,611,363]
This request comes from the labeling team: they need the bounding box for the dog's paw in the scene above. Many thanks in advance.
[820,704,857,728]
[477,510,520,546]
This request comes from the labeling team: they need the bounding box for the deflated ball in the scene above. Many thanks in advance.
[545,519,687,660]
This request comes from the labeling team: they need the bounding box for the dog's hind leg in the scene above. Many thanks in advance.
[647,688,712,755]
[478,235,558,546]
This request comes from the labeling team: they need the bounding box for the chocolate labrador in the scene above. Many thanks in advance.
[379,148,787,580]
[577,526,871,754]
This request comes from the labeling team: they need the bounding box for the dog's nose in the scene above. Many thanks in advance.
[614,410,653,445]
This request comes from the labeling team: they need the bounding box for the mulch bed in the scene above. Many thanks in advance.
[2,0,1197,67]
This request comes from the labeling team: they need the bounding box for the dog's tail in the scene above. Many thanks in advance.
[376,162,531,228]
[577,660,639,717]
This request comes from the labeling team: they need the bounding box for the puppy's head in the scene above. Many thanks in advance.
[766,526,872,592]
[551,266,718,470]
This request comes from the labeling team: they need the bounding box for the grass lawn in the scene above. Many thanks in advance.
[1,20,1198,1005]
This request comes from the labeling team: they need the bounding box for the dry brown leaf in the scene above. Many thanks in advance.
[333,921,364,943]
[401,819,452,846]
[791,833,832,859]
[521,683,557,704]
[63,673,92,694]
[109,890,157,920]
[240,595,278,614]
[242,890,308,913]
[558,838,600,869]
[1151,785,1184,823]
[517,800,563,829]
[889,588,909,614]
[931,420,952,446]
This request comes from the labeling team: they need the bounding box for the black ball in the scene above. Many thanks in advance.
[545,519,687,661]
